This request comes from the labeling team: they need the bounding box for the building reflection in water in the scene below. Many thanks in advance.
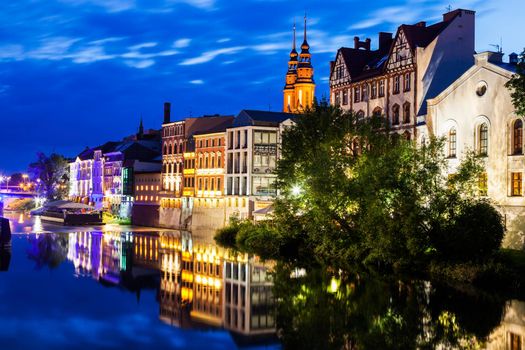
[65,230,276,342]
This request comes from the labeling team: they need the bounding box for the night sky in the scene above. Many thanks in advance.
[0,0,522,173]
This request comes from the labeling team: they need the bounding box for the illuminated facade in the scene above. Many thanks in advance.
[194,131,226,198]
[330,8,476,142]
[428,51,524,249]
[225,110,293,220]
[283,16,315,113]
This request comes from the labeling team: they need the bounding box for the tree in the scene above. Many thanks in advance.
[28,152,69,200]
[505,49,525,116]
[215,102,504,270]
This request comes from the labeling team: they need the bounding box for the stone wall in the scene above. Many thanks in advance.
[132,204,160,228]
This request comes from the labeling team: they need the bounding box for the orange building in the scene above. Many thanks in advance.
[194,124,232,198]
[283,16,315,113]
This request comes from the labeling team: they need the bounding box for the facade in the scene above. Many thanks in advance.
[225,110,293,220]
[428,51,524,249]
[132,171,162,227]
[69,125,161,219]
[330,8,476,142]
[283,16,315,113]
[159,111,234,229]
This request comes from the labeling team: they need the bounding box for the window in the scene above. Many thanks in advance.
[371,82,377,99]
[356,110,365,120]
[509,332,522,350]
[379,80,385,97]
[448,128,457,158]
[513,120,523,155]
[342,89,348,105]
[479,123,488,156]
[404,72,411,91]
[354,86,360,103]
[512,172,523,196]
[392,104,400,125]
[372,107,382,117]
[403,102,411,124]
[335,91,341,106]
[478,172,488,196]
[361,84,368,101]
[393,75,400,94]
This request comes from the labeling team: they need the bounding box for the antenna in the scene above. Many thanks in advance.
[446,5,452,12]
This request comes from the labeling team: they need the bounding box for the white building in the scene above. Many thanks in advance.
[224,110,293,220]
[427,51,523,249]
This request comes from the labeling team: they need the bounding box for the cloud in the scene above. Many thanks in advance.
[179,46,245,65]
[189,79,204,84]
[128,42,158,51]
[173,38,191,48]
[169,0,215,10]
[124,59,155,68]
[217,38,231,43]
[59,0,136,12]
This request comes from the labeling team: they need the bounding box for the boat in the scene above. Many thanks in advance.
[31,200,104,226]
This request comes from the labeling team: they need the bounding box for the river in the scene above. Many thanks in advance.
[0,212,524,349]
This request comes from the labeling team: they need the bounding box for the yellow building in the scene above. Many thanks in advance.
[283,16,315,113]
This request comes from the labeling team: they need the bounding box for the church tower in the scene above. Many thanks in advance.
[283,22,298,112]
[283,15,315,113]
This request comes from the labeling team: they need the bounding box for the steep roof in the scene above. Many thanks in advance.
[232,110,295,127]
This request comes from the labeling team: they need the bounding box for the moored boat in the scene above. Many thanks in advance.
[31,200,104,226]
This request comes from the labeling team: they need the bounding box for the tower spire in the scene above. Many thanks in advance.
[293,19,296,51]
[138,115,144,137]
[303,12,307,43]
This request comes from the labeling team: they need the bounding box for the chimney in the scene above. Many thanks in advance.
[163,102,171,124]
[415,21,426,27]
[354,36,371,51]
[378,32,393,51]
[510,52,519,65]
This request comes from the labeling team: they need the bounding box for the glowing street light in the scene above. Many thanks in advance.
[291,185,302,196]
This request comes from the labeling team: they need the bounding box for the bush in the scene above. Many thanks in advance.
[433,201,504,262]
[214,222,240,249]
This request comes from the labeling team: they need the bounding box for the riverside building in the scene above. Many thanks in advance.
[329,8,476,142]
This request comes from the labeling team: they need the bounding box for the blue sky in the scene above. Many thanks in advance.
[0,0,522,173]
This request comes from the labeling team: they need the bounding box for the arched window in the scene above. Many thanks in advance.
[448,128,457,158]
[479,123,488,156]
[372,107,382,117]
[392,104,400,125]
[163,143,167,155]
[403,102,411,124]
[356,110,365,119]
[513,119,523,155]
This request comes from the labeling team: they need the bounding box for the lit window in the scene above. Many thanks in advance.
[509,332,522,350]
[478,172,488,196]
[512,172,522,196]
[448,128,457,158]
[479,123,488,156]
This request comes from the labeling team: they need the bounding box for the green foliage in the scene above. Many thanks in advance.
[214,217,242,249]
[432,201,504,262]
[6,198,35,211]
[505,49,525,116]
[215,102,504,272]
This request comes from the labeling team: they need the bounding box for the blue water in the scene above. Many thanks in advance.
[0,214,280,350]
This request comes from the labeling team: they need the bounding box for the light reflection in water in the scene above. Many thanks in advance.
[18,213,24,224]
[32,215,44,233]
[62,230,277,338]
